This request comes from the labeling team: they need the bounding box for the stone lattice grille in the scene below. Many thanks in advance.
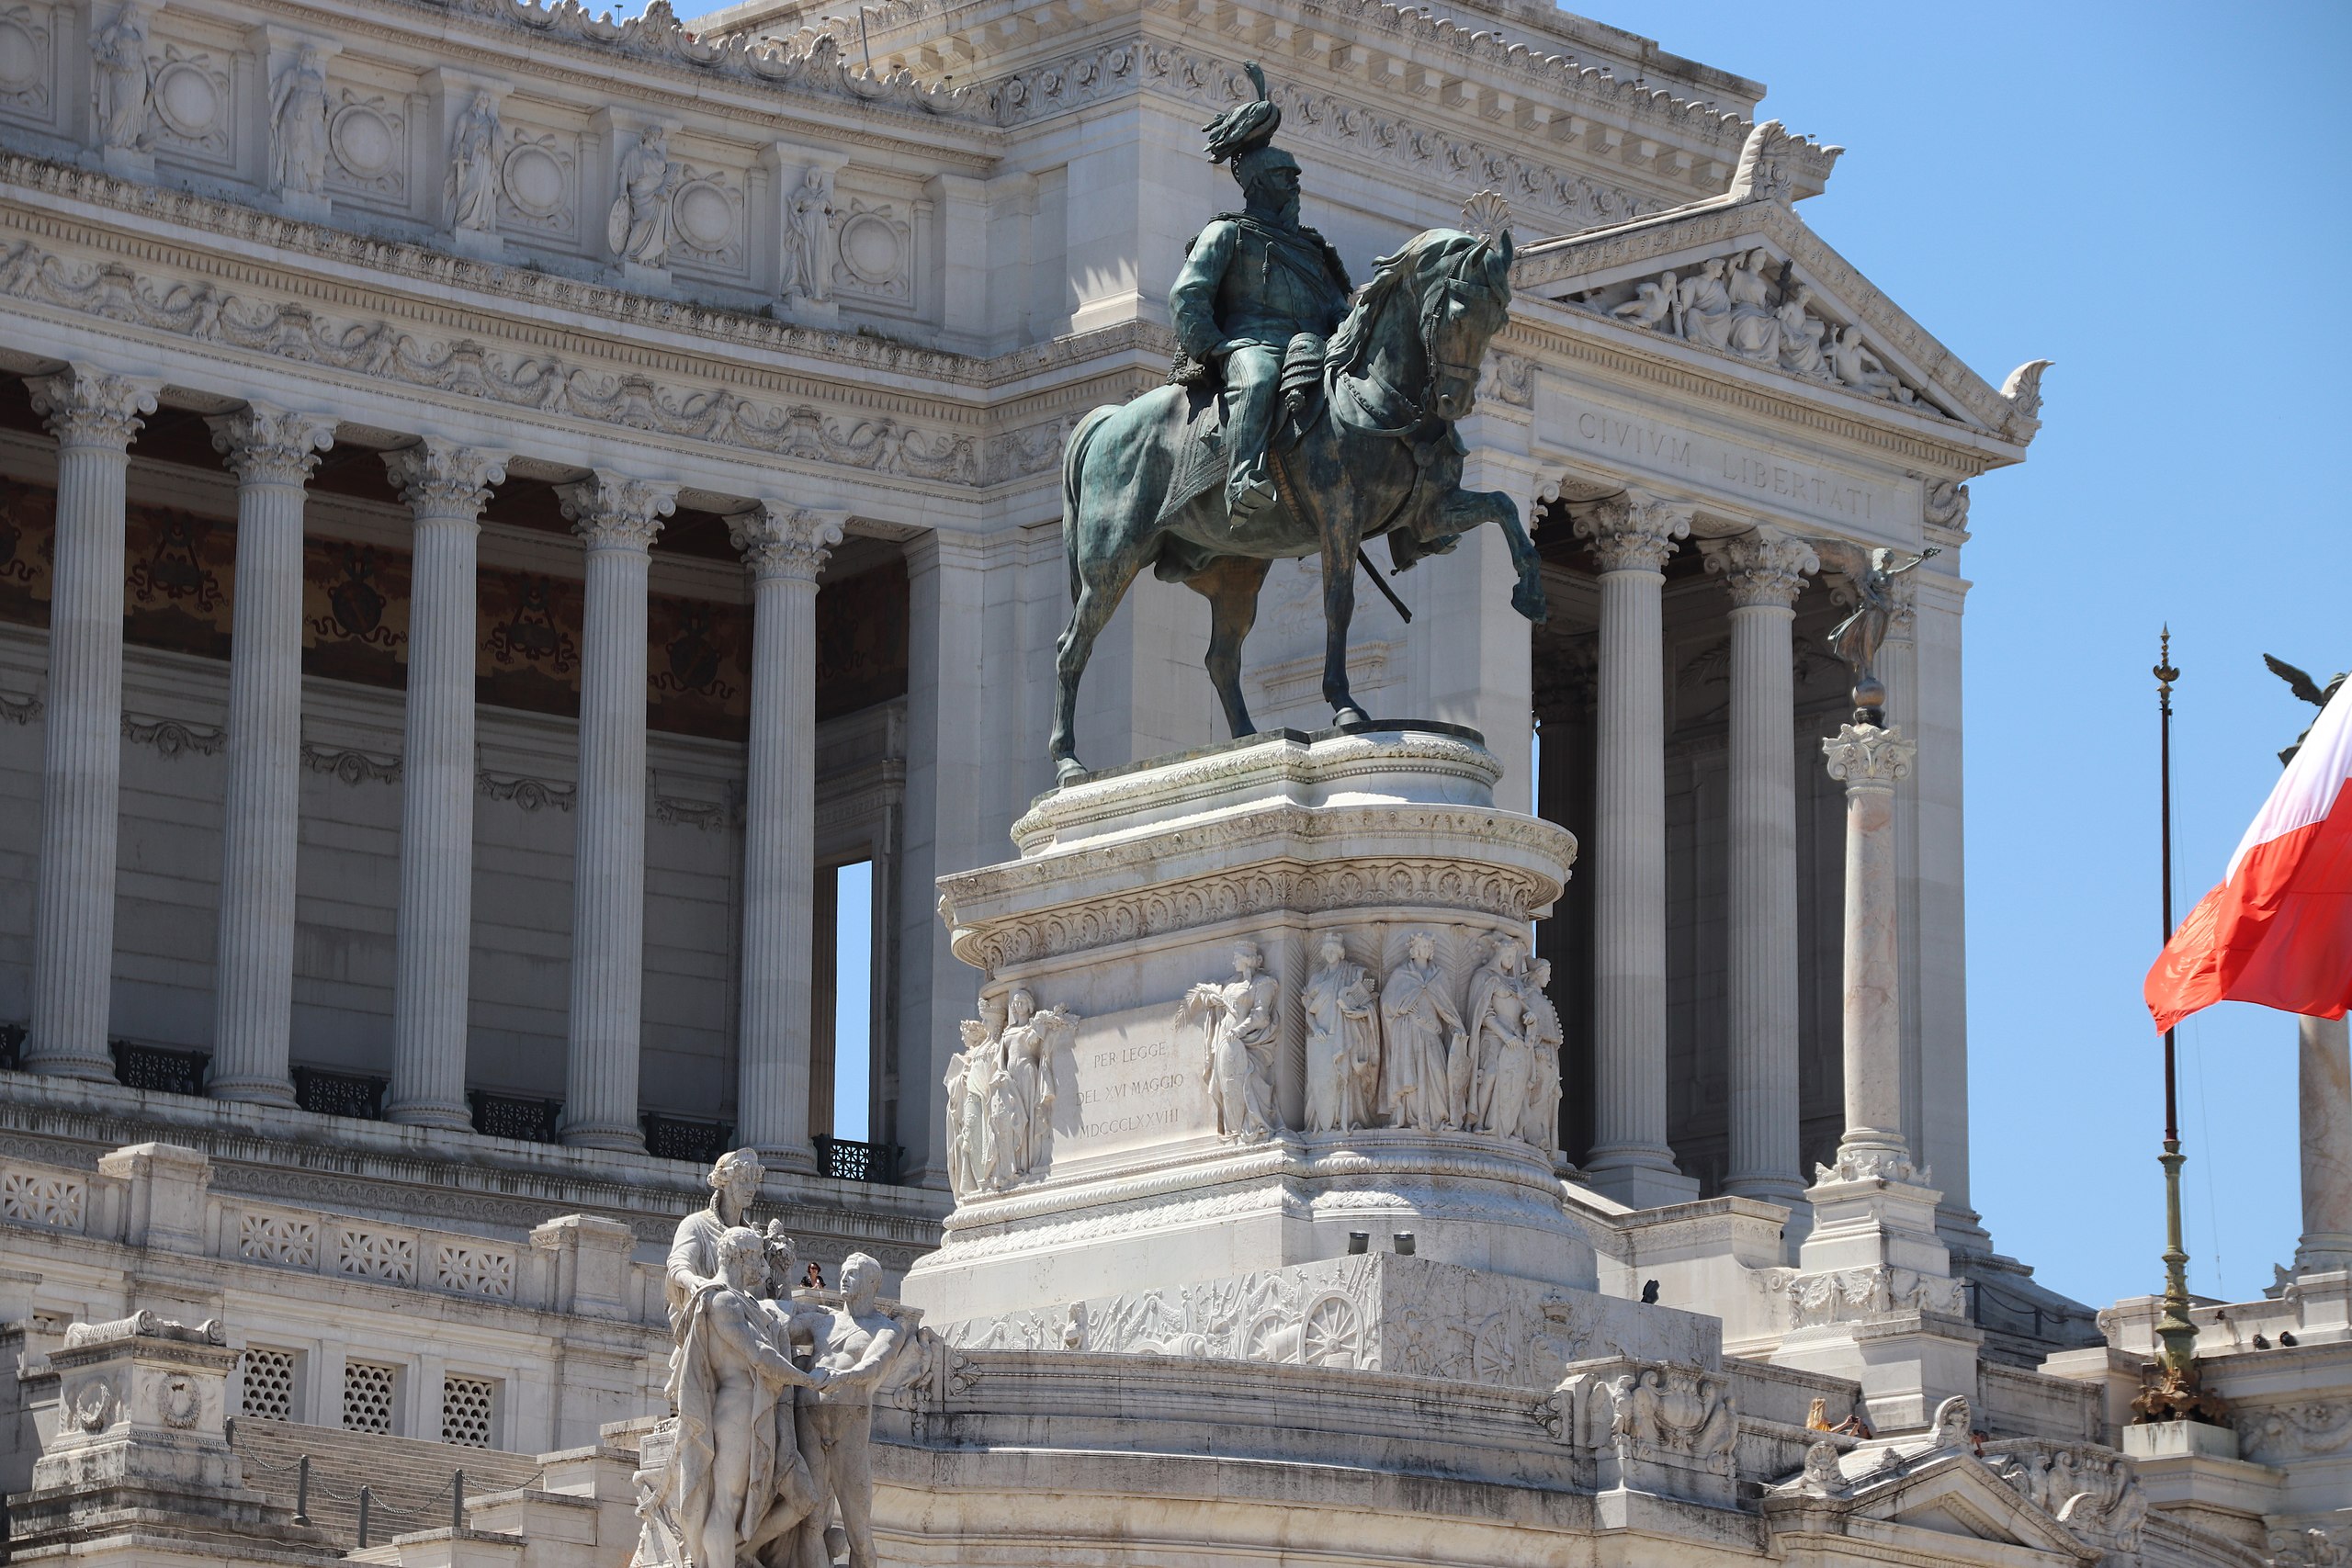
[240,1211,319,1268]
[335,1225,418,1284]
[241,1348,298,1422]
[0,1170,85,1229]
[341,1360,399,1433]
[440,1374,496,1449]
[434,1243,515,1300]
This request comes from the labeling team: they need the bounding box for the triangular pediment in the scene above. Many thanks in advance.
[1765,1450,2100,1563]
[1512,195,2045,449]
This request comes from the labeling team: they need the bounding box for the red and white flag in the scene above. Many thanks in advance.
[2146,678,2352,1032]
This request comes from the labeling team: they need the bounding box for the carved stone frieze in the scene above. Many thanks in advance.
[120,712,224,758]
[2242,1400,2352,1466]
[300,741,400,785]
[1984,1439,2148,1552]
[1783,1263,1964,1327]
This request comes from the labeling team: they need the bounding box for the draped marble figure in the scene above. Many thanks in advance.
[1379,931,1460,1131]
[1303,932,1380,1134]
[1178,942,1281,1143]
[608,125,674,266]
[268,46,330,196]
[1462,935,1534,1135]
[91,4,151,153]
[447,93,501,232]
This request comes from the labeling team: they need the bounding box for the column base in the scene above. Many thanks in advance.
[22,1050,120,1084]
[2296,1235,2352,1277]
[560,1123,646,1153]
[207,1077,299,1109]
[383,1100,477,1134]
[1581,1146,1702,1211]
[751,1143,820,1177]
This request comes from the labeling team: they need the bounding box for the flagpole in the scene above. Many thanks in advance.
[2134,628,2223,1427]
[2152,629,2198,1379]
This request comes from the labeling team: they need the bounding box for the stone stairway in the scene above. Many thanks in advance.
[231,1417,545,1551]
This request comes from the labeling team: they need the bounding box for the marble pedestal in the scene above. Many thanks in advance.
[904,726,1593,1326]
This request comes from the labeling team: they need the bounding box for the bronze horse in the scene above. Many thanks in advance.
[1049,226,1546,783]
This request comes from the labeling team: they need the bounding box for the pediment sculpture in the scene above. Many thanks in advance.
[1580,248,1951,416]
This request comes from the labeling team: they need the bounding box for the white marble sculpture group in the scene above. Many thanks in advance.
[942,987,1080,1199]
[1594,246,1926,408]
[638,1149,909,1568]
[1307,930,1565,1153]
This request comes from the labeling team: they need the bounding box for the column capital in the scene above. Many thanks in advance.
[207,402,336,485]
[1702,526,1819,609]
[1571,490,1689,573]
[1822,722,1914,787]
[27,365,159,449]
[558,470,676,550]
[383,438,507,517]
[729,504,845,582]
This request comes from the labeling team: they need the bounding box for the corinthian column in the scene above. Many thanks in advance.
[21,365,157,1080]
[1703,527,1818,1213]
[381,440,506,1130]
[1820,721,1917,1181]
[729,503,844,1169]
[1572,490,1698,1208]
[202,404,336,1106]
[555,471,675,1150]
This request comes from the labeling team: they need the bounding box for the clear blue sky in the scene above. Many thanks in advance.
[794,0,2350,1307]
[1597,0,2348,1308]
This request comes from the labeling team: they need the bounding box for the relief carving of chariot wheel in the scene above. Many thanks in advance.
[1471,1316,1518,1384]
[1302,1294,1363,1368]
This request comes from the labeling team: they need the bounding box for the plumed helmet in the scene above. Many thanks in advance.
[1201,62,1280,166]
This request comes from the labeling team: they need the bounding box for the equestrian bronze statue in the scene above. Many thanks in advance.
[1049,63,1547,783]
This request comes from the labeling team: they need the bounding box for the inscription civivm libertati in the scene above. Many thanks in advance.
[1536,377,1905,531]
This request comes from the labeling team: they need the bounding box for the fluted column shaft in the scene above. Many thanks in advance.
[1573,492,1694,1207]
[556,472,675,1150]
[1821,723,1917,1181]
[1706,529,1817,1210]
[22,366,157,1079]
[730,504,843,1168]
[383,441,506,1130]
[2300,1013,2352,1276]
[205,405,336,1105]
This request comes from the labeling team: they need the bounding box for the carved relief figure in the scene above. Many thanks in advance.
[662,1225,822,1568]
[1521,956,1564,1154]
[793,1254,903,1568]
[1303,932,1380,1133]
[607,125,675,266]
[782,164,835,301]
[997,987,1078,1179]
[1724,249,1780,363]
[447,92,500,233]
[942,1020,984,1201]
[91,3,152,153]
[268,46,331,197]
[978,1033,1021,1190]
[1610,269,1675,330]
[1463,935,1534,1135]
[1674,257,1732,351]
[1379,931,1459,1131]
[1177,941,1281,1143]
[1775,283,1828,378]
[1826,324,1912,403]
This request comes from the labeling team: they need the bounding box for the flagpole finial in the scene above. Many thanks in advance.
[2155,626,2178,691]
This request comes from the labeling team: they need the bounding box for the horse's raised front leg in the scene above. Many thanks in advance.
[1442,487,1548,624]
[1185,556,1272,739]
[1317,522,1369,728]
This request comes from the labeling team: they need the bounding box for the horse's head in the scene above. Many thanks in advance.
[1423,228,1514,421]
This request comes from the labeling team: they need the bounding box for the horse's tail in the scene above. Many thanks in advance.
[1061,405,1115,606]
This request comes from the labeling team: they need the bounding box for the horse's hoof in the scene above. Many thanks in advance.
[1332,706,1372,729]
[1054,756,1088,787]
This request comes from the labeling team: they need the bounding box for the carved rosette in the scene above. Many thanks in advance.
[1821,723,1913,788]
[207,402,336,485]
[559,469,677,550]
[729,503,845,582]
[383,438,508,518]
[1572,491,1689,574]
[27,364,158,449]
[1702,527,1818,609]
